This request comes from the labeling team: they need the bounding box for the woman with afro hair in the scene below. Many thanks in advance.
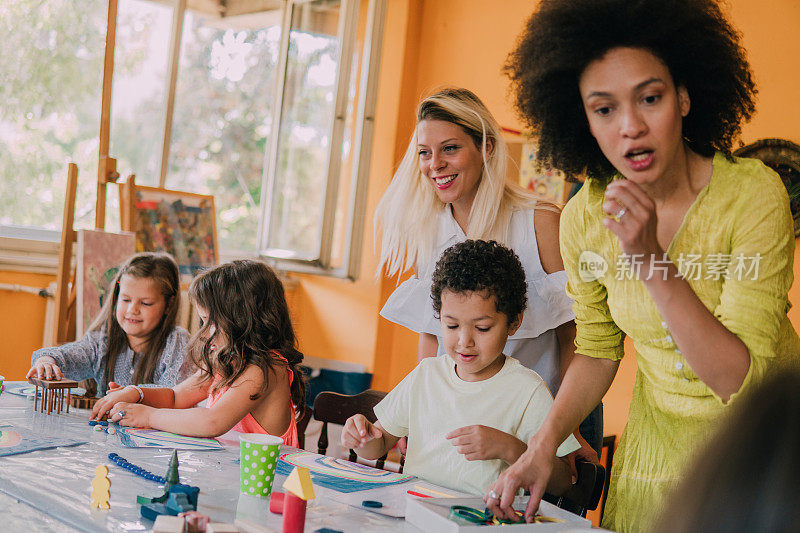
[484,0,800,530]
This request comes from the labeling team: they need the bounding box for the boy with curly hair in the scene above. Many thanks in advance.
[342,240,579,495]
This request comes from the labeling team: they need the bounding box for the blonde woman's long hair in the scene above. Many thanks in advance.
[375,87,551,277]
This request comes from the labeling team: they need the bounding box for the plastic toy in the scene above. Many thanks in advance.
[91,465,111,509]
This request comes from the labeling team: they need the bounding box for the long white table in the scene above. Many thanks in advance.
[0,383,592,532]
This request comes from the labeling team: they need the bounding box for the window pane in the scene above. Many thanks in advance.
[167,8,282,252]
[328,9,366,270]
[0,0,106,230]
[110,0,173,188]
[266,0,341,259]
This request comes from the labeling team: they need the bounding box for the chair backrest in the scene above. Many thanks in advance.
[295,406,313,450]
[313,389,394,471]
[544,460,606,516]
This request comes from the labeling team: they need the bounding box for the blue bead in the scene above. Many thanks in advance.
[88,420,98,426]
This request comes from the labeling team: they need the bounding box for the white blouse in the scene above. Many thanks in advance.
[380,207,575,392]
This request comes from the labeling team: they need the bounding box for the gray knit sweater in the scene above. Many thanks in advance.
[31,327,192,394]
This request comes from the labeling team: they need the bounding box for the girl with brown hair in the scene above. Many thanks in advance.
[28,252,190,394]
[91,260,306,447]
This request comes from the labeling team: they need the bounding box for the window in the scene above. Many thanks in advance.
[0,0,107,231]
[1,0,386,279]
[167,9,283,253]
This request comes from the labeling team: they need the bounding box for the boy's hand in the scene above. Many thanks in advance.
[26,356,63,381]
[447,425,526,464]
[109,402,153,428]
[91,386,140,420]
[341,414,382,449]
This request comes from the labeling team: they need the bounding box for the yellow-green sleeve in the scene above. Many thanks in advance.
[560,184,625,361]
[713,162,795,404]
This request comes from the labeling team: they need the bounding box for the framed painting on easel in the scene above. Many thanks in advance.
[120,177,218,278]
[76,229,136,336]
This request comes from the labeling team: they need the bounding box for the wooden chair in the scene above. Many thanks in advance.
[313,389,403,472]
[543,459,606,516]
[600,435,617,522]
[296,406,313,450]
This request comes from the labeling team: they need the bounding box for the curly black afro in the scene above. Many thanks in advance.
[505,0,757,181]
[431,240,527,322]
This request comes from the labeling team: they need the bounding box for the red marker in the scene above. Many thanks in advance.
[406,490,433,498]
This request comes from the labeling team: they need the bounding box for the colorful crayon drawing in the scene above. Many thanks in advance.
[117,427,223,450]
[76,229,136,335]
[0,425,86,457]
[518,138,566,203]
[132,187,218,277]
[277,451,414,492]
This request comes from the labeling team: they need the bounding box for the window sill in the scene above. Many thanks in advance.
[0,230,299,291]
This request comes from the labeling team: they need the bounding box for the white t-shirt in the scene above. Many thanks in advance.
[373,355,580,496]
[379,207,575,393]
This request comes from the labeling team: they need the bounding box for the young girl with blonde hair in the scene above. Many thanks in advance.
[375,87,601,462]
[28,252,190,394]
[92,260,306,447]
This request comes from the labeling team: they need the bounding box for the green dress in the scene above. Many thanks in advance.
[560,152,800,532]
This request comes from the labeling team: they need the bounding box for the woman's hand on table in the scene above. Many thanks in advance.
[485,433,557,523]
[91,385,140,420]
[26,356,63,381]
[602,179,663,260]
[108,401,153,427]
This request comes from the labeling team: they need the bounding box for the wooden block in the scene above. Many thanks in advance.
[152,515,185,533]
[206,523,239,533]
[28,377,80,389]
[70,394,99,410]
[283,467,314,501]
[281,493,306,533]
[29,378,79,414]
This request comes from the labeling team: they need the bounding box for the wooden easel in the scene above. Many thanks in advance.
[51,1,120,345]
[51,159,121,345]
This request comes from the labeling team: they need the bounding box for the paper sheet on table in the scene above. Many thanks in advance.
[277,451,414,492]
[117,427,223,449]
[0,424,87,457]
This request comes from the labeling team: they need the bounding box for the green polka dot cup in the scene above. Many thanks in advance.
[239,434,283,497]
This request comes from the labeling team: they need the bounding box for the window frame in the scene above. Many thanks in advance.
[256,0,386,279]
[1,0,385,281]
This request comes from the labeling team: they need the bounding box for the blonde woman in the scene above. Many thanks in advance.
[375,87,601,466]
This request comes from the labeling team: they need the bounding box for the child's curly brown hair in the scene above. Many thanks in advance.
[505,0,757,181]
[431,240,527,322]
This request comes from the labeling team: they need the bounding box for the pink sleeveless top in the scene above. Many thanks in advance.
[206,354,299,448]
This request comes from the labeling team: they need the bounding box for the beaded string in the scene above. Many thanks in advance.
[108,452,166,483]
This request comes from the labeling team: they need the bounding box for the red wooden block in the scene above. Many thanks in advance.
[270,491,285,515]
[282,492,306,533]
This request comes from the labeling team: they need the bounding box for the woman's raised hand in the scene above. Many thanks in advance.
[602,179,662,260]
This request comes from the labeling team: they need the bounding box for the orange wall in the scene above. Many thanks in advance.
[0,271,55,380]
